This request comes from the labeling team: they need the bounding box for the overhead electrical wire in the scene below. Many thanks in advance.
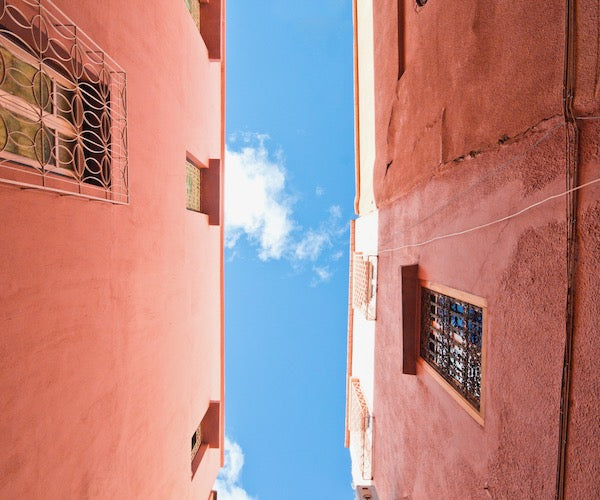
[378,176,600,253]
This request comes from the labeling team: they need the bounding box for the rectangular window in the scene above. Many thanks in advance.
[191,421,203,462]
[186,159,202,212]
[397,0,405,79]
[348,378,373,481]
[186,155,220,225]
[191,401,220,479]
[0,0,128,203]
[185,0,222,60]
[352,252,377,320]
[420,286,484,412]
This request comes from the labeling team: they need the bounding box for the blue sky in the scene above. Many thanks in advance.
[217,1,355,498]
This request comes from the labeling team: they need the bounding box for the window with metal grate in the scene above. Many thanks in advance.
[185,0,221,60]
[420,286,484,412]
[186,159,202,212]
[191,401,220,479]
[352,253,377,320]
[0,0,128,203]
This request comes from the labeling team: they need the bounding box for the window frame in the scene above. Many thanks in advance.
[418,280,487,425]
[191,401,220,480]
[351,252,378,321]
[185,156,203,213]
[0,38,81,178]
[0,0,129,204]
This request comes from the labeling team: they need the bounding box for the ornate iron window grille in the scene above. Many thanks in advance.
[420,287,483,410]
[186,159,201,212]
[191,422,202,462]
[0,0,128,203]
[349,378,373,481]
[352,252,377,320]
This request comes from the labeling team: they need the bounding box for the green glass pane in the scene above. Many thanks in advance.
[0,107,54,165]
[55,83,75,122]
[57,133,76,172]
[0,46,52,113]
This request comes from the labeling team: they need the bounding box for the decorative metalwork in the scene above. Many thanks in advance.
[186,159,201,212]
[420,288,483,410]
[349,378,373,481]
[0,0,128,203]
[352,253,377,320]
[191,421,202,461]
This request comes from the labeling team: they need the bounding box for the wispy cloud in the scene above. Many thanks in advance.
[311,265,332,286]
[294,204,344,262]
[213,437,255,500]
[225,134,294,261]
[295,230,331,261]
[225,134,347,283]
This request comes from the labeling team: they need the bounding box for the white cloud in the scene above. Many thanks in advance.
[331,250,344,261]
[213,437,255,500]
[225,135,348,283]
[312,265,332,286]
[293,204,345,261]
[295,230,331,261]
[225,135,294,261]
[329,204,342,219]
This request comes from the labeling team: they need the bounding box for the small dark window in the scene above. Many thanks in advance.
[184,0,222,60]
[416,0,428,6]
[191,401,220,480]
[398,0,405,79]
[186,155,221,225]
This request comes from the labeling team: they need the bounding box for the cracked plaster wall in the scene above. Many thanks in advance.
[367,1,600,498]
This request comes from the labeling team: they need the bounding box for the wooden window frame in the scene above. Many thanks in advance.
[0,38,81,179]
[418,280,487,426]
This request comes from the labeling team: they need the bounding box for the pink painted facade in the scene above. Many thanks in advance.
[0,1,225,498]
[347,1,600,499]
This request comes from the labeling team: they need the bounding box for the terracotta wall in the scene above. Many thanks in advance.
[0,1,224,498]
[368,1,599,498]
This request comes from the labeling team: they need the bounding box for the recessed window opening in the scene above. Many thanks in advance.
[191,422,202,462]
[191,401,220,479]
[186,158,202,212]
[398,0,405,79]
[420,287,483,410]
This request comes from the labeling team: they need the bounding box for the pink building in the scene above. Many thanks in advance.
[0,0,225,498]
[346,1,600,499]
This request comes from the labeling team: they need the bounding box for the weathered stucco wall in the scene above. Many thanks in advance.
[373,0,565,206]
[367,0,600,498]
[0,1,223,498]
